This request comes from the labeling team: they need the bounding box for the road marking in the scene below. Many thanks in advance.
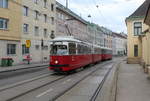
[0,73,51,92]
[62,79,71,84]
[36,88,53,98]
[62,81,66,84]
[66,79,71,82]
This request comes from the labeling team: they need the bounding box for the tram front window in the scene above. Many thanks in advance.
[51,45,68,55]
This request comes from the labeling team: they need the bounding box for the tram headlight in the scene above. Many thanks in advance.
[55,60,58,64]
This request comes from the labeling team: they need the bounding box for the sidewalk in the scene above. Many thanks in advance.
[116,61,150,101]
[0,62,49,73]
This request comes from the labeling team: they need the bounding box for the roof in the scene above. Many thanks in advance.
[127,0,150,19]
[144,3,150,25]
[112,32,127,39]
[51,36,81,42]
[56,2,88,25]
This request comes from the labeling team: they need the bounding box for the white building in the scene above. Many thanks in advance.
[112,32,127,56]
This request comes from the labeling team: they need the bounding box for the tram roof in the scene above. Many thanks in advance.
[101,47,112,50]
[51,36,81,43]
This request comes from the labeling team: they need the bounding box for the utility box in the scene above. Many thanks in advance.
[7,58,13,66]
[1,58,8,67]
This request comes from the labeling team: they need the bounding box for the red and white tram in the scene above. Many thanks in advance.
[49,36,112,72]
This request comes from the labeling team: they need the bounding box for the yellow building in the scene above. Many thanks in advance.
[126,0,150,64]
[0,0,56,65]
[142,3,150,73]
[0,0,22,64]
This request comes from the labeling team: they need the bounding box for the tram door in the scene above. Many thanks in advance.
[68,42,77,68]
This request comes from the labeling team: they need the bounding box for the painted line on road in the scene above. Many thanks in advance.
[0,73,52,92]
[66,79,71,82]
[62,81,66,84]
[36,88,53,98]
[62,79,71,84]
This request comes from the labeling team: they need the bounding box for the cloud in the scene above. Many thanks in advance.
[56,0,145,33]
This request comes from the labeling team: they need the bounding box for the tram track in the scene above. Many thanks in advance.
[0,66,48,80]
[0,72,52,92]
[54,61,114,101]
[0,72,67,101]
[90,63,113,101]
[0,60,114,101]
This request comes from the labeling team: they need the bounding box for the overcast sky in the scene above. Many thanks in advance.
[57,0,145,33]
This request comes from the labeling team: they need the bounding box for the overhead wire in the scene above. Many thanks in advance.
[92,0,111,27]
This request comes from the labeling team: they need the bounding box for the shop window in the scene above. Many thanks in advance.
[22,44,29,54]
[7,44,16,55]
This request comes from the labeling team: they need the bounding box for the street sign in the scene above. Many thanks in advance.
[26,40,31,48]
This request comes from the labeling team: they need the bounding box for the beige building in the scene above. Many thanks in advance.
[126,0,150,64]
[21,0,56,64]
[142,3,150,73]
[0,0,56,65]
[0,0,22,64]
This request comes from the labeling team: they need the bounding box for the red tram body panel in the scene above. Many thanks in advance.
[49,55,93,71]
[49,36,112,72]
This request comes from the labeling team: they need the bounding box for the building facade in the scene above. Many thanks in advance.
[112,32,127,56]
[126,0,150,64]
[56,2,88,43]
[87,23,113,49]
[21,0,56,64]
[0,0,56,65]
[0,0,22,64]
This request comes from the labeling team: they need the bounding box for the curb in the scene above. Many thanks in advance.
[0,64,49,73]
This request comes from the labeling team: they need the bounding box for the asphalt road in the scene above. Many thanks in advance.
[0,66,51,87]
[0,57,123,101]
[10,61,114,101]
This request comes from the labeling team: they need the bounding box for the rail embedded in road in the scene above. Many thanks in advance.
[6,61,114,101]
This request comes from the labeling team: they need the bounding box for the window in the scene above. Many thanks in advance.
[51,17,54,25]
[22,44,29,54]
[44,14,47,23]
[23,6,28,16]
[134,45,138,57]
[134,22,142,36]
[23,24,29,33]
[44,28,47,38]
[35,45,40,50]
[50,44,68,55]
[50,30,55,39]
[44,0,47,8]
[0,0,8,8]
[0,18,8,29]
[7,44,16,55]
[69,43,76,55]
[43,45,48,50]
[34,10,39,20]
[51,4,54,11]
[34,26,39,36]
[34,0,38,4]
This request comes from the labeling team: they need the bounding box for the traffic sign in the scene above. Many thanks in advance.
[26,40,31,48]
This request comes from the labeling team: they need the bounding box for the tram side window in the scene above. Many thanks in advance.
[77,44,82,54]
[69,43,76,55]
